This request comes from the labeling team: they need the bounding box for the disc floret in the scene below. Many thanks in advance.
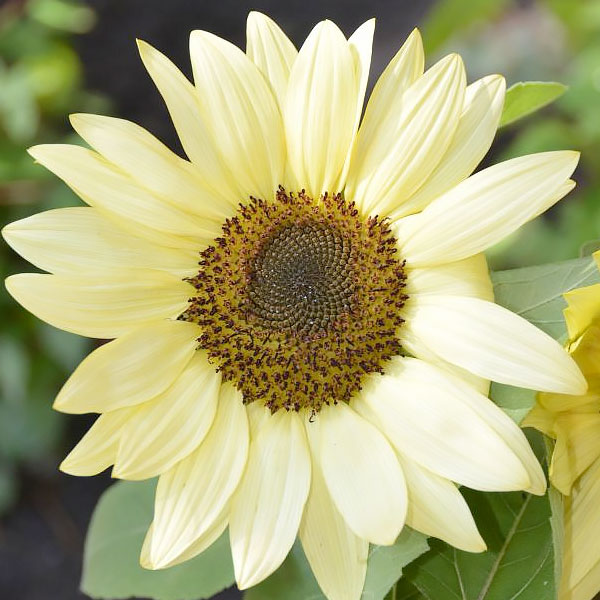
[181,188,407,413]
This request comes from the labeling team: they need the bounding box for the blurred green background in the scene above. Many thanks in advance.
[0,0,598,598]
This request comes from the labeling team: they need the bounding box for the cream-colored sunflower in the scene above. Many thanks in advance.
[2,13,587,600]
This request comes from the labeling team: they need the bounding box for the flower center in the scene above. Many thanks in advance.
[247,222,354,335]
[181,189,408,414]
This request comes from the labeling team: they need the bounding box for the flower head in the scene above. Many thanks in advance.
[3,13,587,600]
[524,250,600,600]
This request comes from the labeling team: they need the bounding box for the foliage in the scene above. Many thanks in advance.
[499,81,567,127]
[0,0,107,515]
[81,479,235,600]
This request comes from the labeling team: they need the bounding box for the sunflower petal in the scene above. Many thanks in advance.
[354,358,532,491]
[54,320,199,414]
[60,409,132,475]
[349,28,423,165]
[391,74,505,218]
[2,207,196,277]
[148,383,248,569]
[405,294,587,394]
[284,20,357,197]
[397,152,579,266]
[347,53,465,215]
[300,438,368,600]
[136,39,233,199]
[69,113,231,220]
[28,144,215,249]
[5,271,190,339]
[113,352,221,480]
[316,402,407,545]
[398,456,486,552]
[550,414,600,495]
[246,12,297,108]
[336,19,375,190]
[229,410,310,589]
[141,508,229,570]
[189,30,285,201]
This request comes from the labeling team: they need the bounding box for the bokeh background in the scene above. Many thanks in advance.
[1,0,599,598]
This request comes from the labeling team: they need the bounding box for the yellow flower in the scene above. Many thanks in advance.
[3,13,587,600]
[524,251,600,600]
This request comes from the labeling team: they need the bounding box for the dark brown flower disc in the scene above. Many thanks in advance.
[180,188,408,413]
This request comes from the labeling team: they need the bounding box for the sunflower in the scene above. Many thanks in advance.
[3,13,586,600]
[524,251,600,600]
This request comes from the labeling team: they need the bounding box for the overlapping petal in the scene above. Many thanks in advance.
[229,410,310,589]
[28,144,217,249]
[389,74,505,218]
[246,11,297,108]
[396,152,579,266]
[148,384,248,569]
[69,113,231,221]
[347,53,465,216]
[189,29,285,201]
[60,408,132,476]
[404,294,587,394]
[54,320,199,414]
[354,358,532,491]
[284,20,358,197]
[5,270,190,338]
[1,208,197,277]
[137,39,234,200]
[113,352,222,480]
[398,455,486,552]
[299,441,368,600]
[315,402,407,545]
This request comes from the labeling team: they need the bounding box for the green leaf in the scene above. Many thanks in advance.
[245,528,428,600]
[499,82,567,127]
[81,479,235,600]
[397,487,555,600]
[492,255,600,340]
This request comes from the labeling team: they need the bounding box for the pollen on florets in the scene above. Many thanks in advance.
[180,188,408,413]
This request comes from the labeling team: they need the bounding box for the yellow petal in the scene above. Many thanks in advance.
[5,271,190,339]
[564,284,600,344]
[54,320,199,414]
[316,402,407,545]
[300,434,368,600]
[60,408,132,476]
[284,20,357,197]
[397,152,579,267]
[390,74,505,218]
[113,352,221,480]
[347,53,465,216]
[2,207,197,277]
[404,294,587,394]
[148,383,248,569]
[70,113,232,220]
[246,12,297,108]
[189,30,285,201]
[561,457,600,599]
[28,144,215,249]
[522,403,558,436]
[229,410,310,589]
[550,414,600,495]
